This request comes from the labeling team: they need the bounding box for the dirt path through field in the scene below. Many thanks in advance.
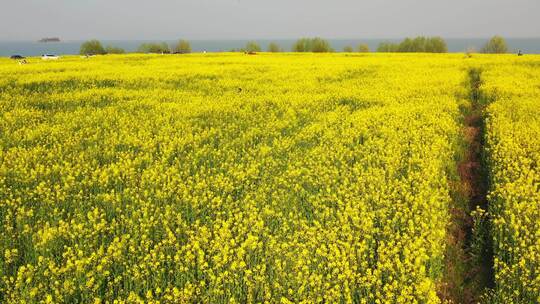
[438,68,494,303]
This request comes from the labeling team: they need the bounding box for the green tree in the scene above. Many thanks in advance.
[172,40,192,54]
[80,40,106,55]
[425,37,448,53]
[105,45,125,54]
[138,42,170,54]
[397,37,416,52]
[311,38,333,52]
[377,37,447,53]
[343,45,353,52]
[377,42,399,52]
[293,37,333,53]
[292,38,310,52]
[357,43,370,53]
[481,36,508,54]
[267,42,282,53]
[245,41,261,53]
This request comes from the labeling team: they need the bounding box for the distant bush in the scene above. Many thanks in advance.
[481,36,508,54]
[425,37,448,53]
[292,38,309,52]
[267,42,282,53]
[138,42,170,54]
[105,46,125,54]
[377,42,400,52]
[172,40,192,54]
[293,37,333,53]
[343,45,353,52]
[397,37,447,53]
[312,38,333,52]
[80,40,106,55]
[465,47,477,58]
[466,47,477,54]
[357,43,370,53]
[377,37,447,53]
[245,41,261,53]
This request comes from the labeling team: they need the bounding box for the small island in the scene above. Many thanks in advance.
[38,37,61,43]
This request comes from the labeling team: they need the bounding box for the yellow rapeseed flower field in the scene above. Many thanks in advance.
[481,56,540,303]
[0,53,538,303]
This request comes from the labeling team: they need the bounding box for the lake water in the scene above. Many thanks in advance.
[1,38,540,57]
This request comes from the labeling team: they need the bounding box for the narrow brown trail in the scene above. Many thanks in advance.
[438,68,494,303]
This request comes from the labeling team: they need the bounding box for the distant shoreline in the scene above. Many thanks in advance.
[2,38,540,56]
[38,37,61,43]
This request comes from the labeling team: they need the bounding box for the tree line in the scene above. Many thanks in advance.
[376,37,448,53]
[80,36,511,55]
[80,40,192,55]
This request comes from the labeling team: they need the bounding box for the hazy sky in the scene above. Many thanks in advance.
[1,0,539,40]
